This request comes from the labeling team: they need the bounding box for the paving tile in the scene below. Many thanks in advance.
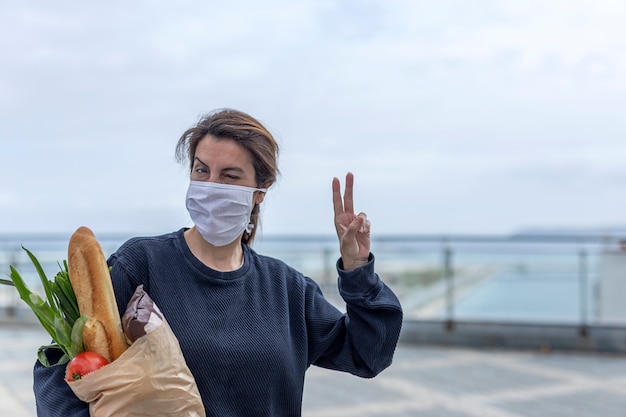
[390,362,561,396]
[495,390,626,417]
[0,326,45,417]
[3,326,626,417]
[526,352,626,378]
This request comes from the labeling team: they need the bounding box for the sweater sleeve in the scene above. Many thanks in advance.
[33,348,90,417]
[307,253,403,378]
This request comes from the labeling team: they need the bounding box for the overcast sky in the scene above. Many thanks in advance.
[1,0,626,239]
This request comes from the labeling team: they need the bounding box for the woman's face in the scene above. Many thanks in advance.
[191,135,265,202]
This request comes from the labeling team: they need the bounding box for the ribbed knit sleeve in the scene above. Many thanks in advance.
[33,348,90,416]
[306,253,403,378]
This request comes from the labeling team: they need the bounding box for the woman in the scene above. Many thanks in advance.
[33,108,403,416]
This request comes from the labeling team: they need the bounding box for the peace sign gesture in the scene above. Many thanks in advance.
[332,172,371,271]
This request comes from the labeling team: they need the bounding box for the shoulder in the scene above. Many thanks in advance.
[245,245,321,293]
[108,228,185,271]
[245,245,298,275]
[112,229,184,256]
[107,229,188,294]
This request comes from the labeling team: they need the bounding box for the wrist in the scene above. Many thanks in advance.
[340,255,371,271]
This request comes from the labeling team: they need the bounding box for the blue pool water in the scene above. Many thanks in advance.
[452,271,590,323]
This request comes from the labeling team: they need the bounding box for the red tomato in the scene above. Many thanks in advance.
[66,351,109,382]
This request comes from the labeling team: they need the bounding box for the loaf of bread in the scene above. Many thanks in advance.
[68,226,129,362]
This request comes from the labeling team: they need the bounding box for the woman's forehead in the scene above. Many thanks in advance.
[195,136,254,167]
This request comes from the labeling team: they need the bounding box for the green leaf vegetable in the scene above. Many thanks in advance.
[1,246,86,366]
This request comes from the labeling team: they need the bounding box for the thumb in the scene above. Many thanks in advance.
[343,215,364,242]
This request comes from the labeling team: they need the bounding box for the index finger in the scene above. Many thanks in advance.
[343,172,355,214]
[332,176,344,216]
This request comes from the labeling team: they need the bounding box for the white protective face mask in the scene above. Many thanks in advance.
[185,181,267,246]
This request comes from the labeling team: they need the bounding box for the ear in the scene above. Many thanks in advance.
[254,190,266,205]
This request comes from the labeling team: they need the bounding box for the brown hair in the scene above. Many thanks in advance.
[175,108,280,245]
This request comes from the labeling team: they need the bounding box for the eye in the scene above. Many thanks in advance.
[191,165,210,180]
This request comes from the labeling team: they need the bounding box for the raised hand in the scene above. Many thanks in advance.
[332,172,371,271]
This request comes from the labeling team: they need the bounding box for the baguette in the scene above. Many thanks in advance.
[68,226,129,362]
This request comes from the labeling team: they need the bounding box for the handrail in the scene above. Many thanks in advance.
[1,232,625,243]
[2,233,625,329]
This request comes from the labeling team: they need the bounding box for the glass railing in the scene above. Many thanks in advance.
[2,232,625,327]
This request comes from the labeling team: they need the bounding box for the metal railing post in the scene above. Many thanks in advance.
[322,246,333,285]
[444,245,454,330]
[579,248,589,337]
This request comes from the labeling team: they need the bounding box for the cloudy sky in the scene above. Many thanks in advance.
[1,0,625,239]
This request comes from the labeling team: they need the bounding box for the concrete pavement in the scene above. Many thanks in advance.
[2,325,626,416]
[303,341,626,416]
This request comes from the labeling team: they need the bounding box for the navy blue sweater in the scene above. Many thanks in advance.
[33,228,403,416]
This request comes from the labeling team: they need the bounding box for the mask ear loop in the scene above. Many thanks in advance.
[245,199,262,239]
[244,188,267,243]
[250,187,267,228]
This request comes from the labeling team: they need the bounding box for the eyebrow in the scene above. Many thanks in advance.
[193,156,207,167]
[193,157,246,173]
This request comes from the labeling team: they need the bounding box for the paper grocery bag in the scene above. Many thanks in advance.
[67,319,206,417]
